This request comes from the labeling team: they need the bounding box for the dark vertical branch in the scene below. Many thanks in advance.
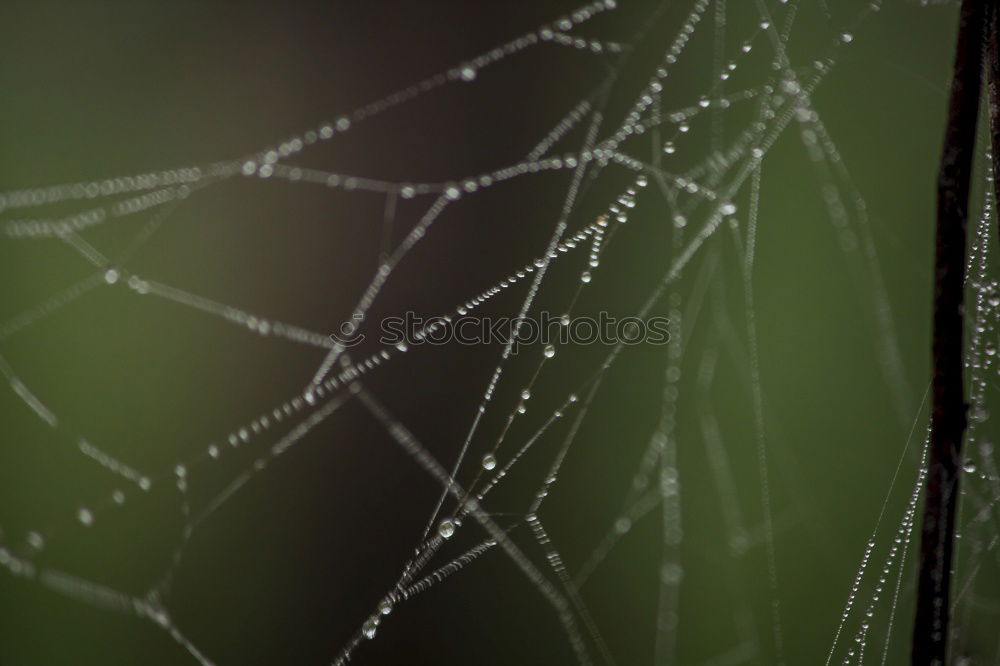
[987,1,1000,222]
[912,1,983,664]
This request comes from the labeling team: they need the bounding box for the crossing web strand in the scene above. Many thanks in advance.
[0,1,996,665]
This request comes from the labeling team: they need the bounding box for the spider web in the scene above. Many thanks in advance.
[0,0,996,664]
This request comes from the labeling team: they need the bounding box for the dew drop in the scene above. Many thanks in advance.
[362,617,379,640]
[660,562,683,584]
[460,65,477,82]
[27,532,44,550]
[103,267,120,285]
[840,32,854,43]
[482,453,497,471]
[378,599,394,616]
[438,518,456,539]
[580,271,592,283]
[521,388,531,400]
[544,344,556,358]
[77,507,94,526]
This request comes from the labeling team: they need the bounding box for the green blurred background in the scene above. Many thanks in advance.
[1,1,994,665]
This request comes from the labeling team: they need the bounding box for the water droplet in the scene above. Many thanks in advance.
[720,203,737,216]
[103,268,120,285]
[840,32,853,43]
[362,617,379,639]
[580,271,592,283]
[460,65,477,82]
[660,562,683,584]
[112,489,126,505]
[395,342,408,352]
[482,453,497,471]
[438,518,456,539]
[543,344,556,358]
[517,404,527,414]
[663,141,676,154]
[964,460,978,474]
[127,275,147,293]
[378,599,393,616]
[27,532,44,550]
[78,507,94,526]
[521,388,531,400]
